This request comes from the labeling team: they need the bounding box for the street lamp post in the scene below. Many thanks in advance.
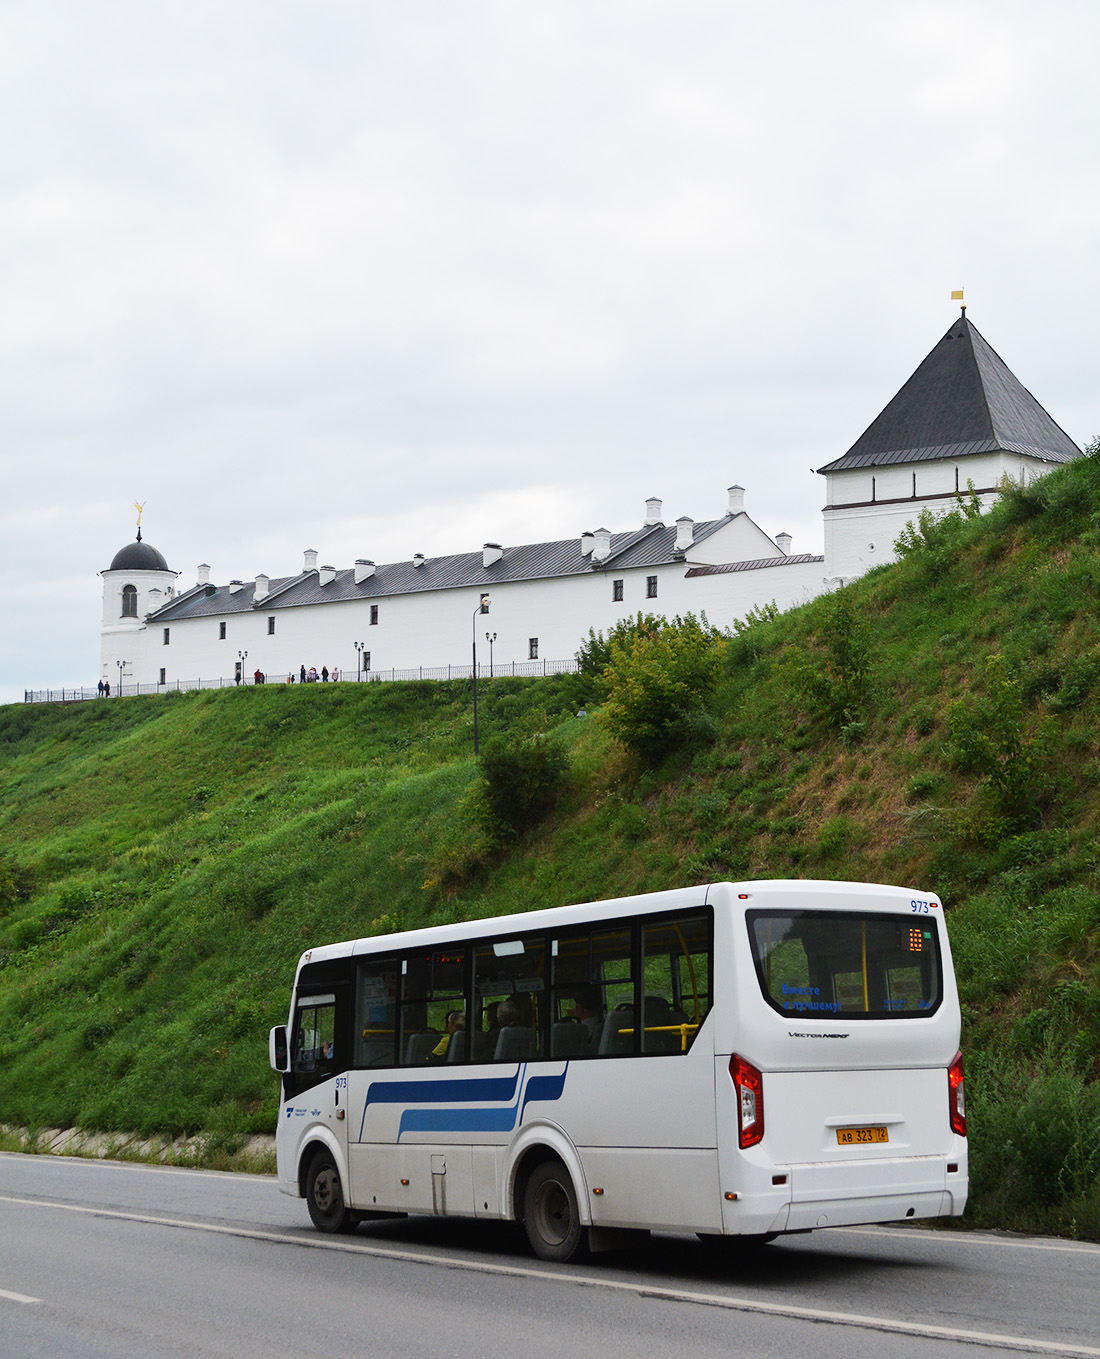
[116,659,129,696]
[485,631,497,678]
[472,594,490,756]
[238,650,248,686]
[354,640,367,681]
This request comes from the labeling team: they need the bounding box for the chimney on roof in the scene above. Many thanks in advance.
[254,573,269,601]
[728,485,745,514]
[775,532,792,556]
[318,565,336,586]
[412,553,425,568]
[674,516,694,551]
[197,564,211,586]
[229,580,244,595]
[303,549,318,572]
[591,527,612,563]
[354,559,375,584]
[580,530,594,556]
[645,496,663,526]
[483,542,503,568]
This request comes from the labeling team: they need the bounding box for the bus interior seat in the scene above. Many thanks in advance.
[404,1032,440,1064]
[446,1030,467,1063]
[642,995,682,1053]
[494,1026,537,1062]
[551,1021,589,1058]
[597,1007,635,1056]
[471,1029,497,1062]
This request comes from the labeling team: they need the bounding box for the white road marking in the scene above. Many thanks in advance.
[837,1225,1100,1257]
[1,1193,1097,1357]
[0,1287,42,1304]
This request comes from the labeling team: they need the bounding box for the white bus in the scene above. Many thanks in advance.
[269,879,968,1260]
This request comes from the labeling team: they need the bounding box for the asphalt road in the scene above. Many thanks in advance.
[2,1152,1098,1359]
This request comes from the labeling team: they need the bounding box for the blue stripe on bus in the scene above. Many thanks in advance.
[399,1099,523,1136]
[357,1064,570,1142]
[520,1068,568,1123]
[358,1070,522,1141]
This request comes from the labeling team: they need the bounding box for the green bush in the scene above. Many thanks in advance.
[945,654,1050,832]
[599,614,725,761]
[780,588,872,730]
[478,735,570,838]
[575,612,664,689]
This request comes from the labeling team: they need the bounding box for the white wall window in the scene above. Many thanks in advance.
[219,622,226,640]
[613,579,624,601]
[163,628,170,645]
[159,668,166,684]
[529,638,539,660]
[121,584,138,618]
[370,604,379,625]
[646,576,658,599]
[268,616,276,635]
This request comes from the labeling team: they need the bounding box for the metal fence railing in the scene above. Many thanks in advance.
[24,657,581,704]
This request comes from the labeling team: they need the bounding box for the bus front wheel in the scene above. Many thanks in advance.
[523,1159,586,1263]
[305,1149,357,1234]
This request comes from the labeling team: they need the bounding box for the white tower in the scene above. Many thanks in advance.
[99,530,179,688]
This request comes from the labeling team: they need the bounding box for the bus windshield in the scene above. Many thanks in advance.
[747,910,942,1019]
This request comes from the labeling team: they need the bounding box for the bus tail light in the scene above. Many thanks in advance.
[948,1050,966,1137]
[730,1054,764,1148]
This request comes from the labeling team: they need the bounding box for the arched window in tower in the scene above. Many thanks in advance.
[121,584,138,618]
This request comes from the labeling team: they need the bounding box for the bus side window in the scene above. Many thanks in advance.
[474,936,546,1063]
[357,962,399,1067]
[399,949,468,1065]
[294,1000,336,1072]
[641,914,711,1054]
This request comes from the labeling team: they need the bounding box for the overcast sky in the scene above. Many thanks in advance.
[3,0,1098,704]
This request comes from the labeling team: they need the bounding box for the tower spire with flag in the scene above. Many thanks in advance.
[951,288,966,316]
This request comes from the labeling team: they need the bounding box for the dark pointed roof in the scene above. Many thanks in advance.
[817,315,1080,473]
[107,530,170,573]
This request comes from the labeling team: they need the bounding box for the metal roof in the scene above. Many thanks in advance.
[817,316,1080,474]
[684,553,823,577]
[149,515,749,621]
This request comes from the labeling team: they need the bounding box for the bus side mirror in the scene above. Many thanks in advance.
[269,1025,290,1073]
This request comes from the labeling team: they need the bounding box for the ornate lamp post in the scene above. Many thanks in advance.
[485,631,497,678]
[472,594,490,755]
[354,640,367,681]
[238,649,248,686]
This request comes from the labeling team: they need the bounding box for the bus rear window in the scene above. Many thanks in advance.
[747,910,942,1019]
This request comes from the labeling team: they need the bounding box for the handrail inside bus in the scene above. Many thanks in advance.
[615,1021,701,1053]
[671,923,702,1023]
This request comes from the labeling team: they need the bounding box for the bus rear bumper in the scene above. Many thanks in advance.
[729,1151,968,1235]
[778,1188,954,1232]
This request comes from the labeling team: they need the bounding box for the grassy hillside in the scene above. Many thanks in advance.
[3,450,1100,1238]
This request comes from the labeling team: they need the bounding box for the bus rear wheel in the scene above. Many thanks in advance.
[305,1149,357,1234]
[523,1159,586,1263]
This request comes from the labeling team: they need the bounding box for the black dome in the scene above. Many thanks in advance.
[108,535,170,572]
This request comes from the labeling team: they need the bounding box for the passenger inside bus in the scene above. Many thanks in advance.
[431,1010,465,1061]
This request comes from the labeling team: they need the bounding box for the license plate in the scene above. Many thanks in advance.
[836,1125,889,1145]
